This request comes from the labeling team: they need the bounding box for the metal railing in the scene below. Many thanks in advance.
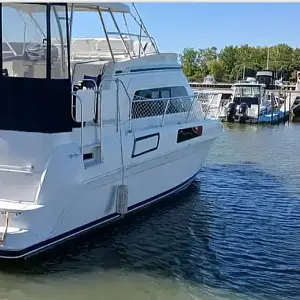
[131,95,202,127]
[71,77,132,159]
[98,78,133,131]
[194,92,220,120]
[105,32,158,56]
[292,102,300,110]
[69,34,158,61]
[71,91,84,158]
[185,95,205,122]
[71,82,207,158]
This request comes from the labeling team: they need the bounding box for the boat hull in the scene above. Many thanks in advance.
[258,111,290,123]
[0,135,218,260]
[0,171,198,260]
[219,111,290,124]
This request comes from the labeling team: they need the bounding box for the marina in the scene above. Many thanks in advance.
[192,75,300,125]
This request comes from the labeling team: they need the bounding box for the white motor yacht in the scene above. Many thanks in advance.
[0,2,222,259]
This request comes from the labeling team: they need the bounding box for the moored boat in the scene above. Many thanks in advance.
[0,2,222,259]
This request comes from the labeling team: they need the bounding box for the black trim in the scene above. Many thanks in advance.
[0,213,119,259]
[115,66,182,75]
[131,132,160,158]
[0,3,2,76]
[83,153,94,160]
[131,66,181,73]
[0,171,199,259]
[65,3,71,81]
[177,126,203,143]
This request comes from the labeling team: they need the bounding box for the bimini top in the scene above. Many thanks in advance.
[68,2,130,13]
[4,2,131,14]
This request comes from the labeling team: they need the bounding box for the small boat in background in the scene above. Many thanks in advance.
[218,79,290,124]
[194,76,292,125]
[259,93,290,124]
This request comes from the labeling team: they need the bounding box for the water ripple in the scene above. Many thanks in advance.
[0,124,300,300]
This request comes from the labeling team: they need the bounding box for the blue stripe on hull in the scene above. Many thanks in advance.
[0,171,200,259]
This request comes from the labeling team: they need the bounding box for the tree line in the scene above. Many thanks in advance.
[179,44,300,83]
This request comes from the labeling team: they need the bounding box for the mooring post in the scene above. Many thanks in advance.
[271,93,274,124]
[288,91,292,123]
[283,90,287,124]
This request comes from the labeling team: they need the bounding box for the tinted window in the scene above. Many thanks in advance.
[151,90,160,99]
[161,89,171,99]
[170,86,188,97]
[132,86,189,119]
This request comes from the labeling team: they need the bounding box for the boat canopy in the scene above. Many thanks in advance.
[0,1,158,134]
[4,2,131,14]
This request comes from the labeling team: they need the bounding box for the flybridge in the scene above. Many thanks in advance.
[1,2,159,69]
[0,2,159,133]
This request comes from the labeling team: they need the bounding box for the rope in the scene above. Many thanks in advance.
[117,80,125,186]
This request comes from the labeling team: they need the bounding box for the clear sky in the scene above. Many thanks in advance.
[133,2,300,54]
[4,2,299,56]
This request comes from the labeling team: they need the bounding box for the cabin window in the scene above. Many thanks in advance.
[235,86,260,98]
[2,4,48,79]
[151,90,160,99]
[1,3,69,80]
[161,89,171,98]
[170,86,188,97]
[132,86,189,119]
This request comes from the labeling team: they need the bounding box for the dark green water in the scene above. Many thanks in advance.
[0,122,299,300]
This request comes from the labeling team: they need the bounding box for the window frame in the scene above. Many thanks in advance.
[132,86,190,119]
[133,86,188,101]
[0,3,71,80]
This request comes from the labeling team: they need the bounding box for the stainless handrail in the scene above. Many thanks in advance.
[292,102,300,110]
[132,95,199,124]
[71,77,133,161]
[185,95,199,122]
[202,93,217,120]
[98,78,133,132]
[117,79,133,132]
[160,99,170,127]
[71,92,84,158]
[106,31,155,40]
